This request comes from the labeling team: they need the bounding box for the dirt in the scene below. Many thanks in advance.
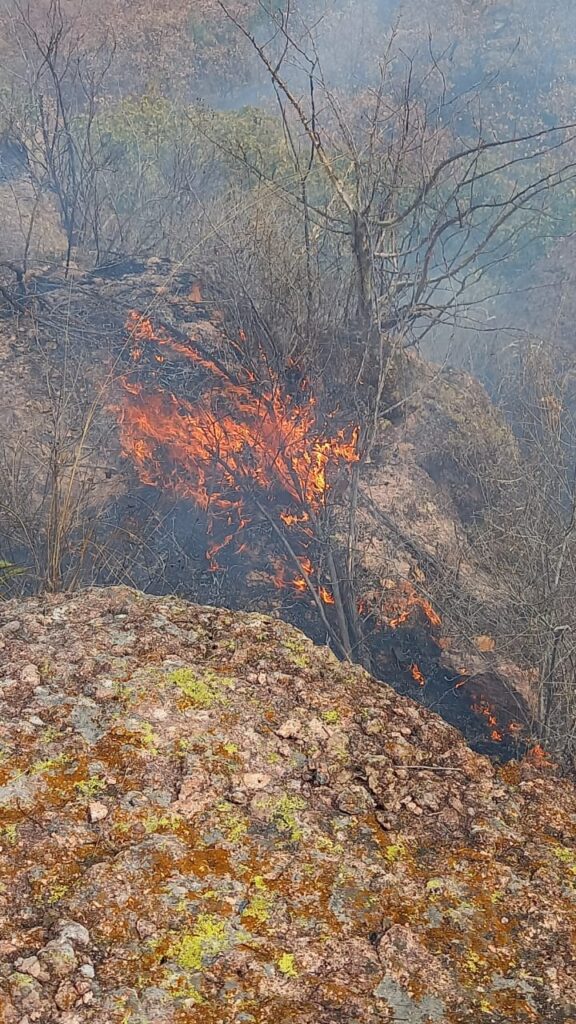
[0,586,574,1023]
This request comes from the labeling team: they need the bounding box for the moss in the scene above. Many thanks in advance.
[0,823,17,845]
[30,753,69,775]
[167,914,230,971]
[168,667,234,708]
[217,801,248,844]
[273,795,306,842]
[552,845,576,876]
[74,776,107,798]
[321,709,340,724]
[242,875,274,924]
[277,952,298,977]
[144,812,183,834]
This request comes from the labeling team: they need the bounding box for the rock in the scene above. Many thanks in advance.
[87,801,108,823]
[276,718,302,739]
[174,773,213,817]
[38,940,77,977]
[135,920,156,940]
[0,587,574,1023]
[1,620,21,634]
[242,772,271,791]
[16,957,49,982]
[54,980,77,1010]
[56,922,90,947]
[19,664,40,686]
[335,785,375,815]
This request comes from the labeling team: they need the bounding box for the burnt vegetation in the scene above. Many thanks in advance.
[1,0,576,769]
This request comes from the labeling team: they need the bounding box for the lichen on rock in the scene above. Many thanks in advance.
[0,586,575,1023]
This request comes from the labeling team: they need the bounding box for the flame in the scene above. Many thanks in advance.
[526,744,554,768]
[382,581,442,629]
[116,312,359,578]
[410,663,426,686]
[471,699,503,742]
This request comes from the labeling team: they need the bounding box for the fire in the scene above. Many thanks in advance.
[410,663,426,685]
[382,581,442,629]
[116,312,359,584]
[471,699,503,742]
[527,744,554,768]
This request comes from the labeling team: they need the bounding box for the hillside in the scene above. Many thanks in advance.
[0,587,575,1023]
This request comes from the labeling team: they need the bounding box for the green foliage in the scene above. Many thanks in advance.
[144,812,182,834]
[321,709,340,724]
[30,754,69,776]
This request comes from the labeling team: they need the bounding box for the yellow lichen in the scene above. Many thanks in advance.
[167,915,230,971]
[74,776,107,798]
[384,839,408,863]
[242,875,274,924]
[217,801,248,843]
[0,823,17,845]
[273,795,306,842]
[553,845,576,876]
[277,952,298,977]
[168,667,234,708]
[321,709,340,724]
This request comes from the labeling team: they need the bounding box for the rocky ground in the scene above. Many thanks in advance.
[0,586,575,1023]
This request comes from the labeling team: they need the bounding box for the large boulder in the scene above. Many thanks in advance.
[0,587,574,1023]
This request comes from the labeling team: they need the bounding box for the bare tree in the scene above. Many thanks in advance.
[190,0,576,691]
[1,0,115,270]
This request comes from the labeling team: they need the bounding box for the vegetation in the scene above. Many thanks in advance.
[0,0,576,765]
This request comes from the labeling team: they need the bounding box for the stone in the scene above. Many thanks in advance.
[87,801,108,823]
[17,957,48,983]
[57,922,90,947]
[276,719,302,739]
[335,786,375,815]
[19,665,40,686]
[54,980,77,1011]
[38,940,77,977]
[242,772,271,791]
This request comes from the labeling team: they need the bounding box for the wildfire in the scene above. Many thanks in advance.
[472,699,503,742]
[116,312,359,587]
[410,663,426,686]
[527,743,554,769]
[382,580,442,629]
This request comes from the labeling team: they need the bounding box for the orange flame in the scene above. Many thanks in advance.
[382,581,442,629]
[410,663,426,686]
[526,743,554,768]
[471,699,503,742]
[116,313,359,575]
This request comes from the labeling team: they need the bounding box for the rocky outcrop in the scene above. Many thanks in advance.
[0,587,574,1023]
